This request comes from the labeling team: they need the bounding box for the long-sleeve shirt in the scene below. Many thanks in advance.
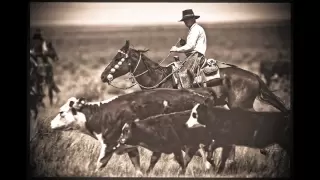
[176,23,207,56]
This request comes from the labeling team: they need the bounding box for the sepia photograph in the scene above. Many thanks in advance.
[29,2,291,178]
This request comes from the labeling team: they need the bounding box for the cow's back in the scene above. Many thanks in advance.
[135,111,211,152]
[100,88,213,142]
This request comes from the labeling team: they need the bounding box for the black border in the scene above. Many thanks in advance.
[24,0,304,179]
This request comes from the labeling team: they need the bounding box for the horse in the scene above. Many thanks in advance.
[41,41,61,106]
[101,40,289,114]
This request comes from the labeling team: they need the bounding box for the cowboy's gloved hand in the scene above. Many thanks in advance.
[179,38,186,46]
[170,46,179,52]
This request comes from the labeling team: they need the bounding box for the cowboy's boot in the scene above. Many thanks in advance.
[171,56,180,89]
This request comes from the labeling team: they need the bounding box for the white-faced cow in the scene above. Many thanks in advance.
[50,88,234,176]
[185,99,291,173]
[115,110,217,175]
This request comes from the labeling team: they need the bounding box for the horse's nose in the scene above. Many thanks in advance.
[101,74,107,83]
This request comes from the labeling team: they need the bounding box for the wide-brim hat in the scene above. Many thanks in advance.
[179,9,200,22]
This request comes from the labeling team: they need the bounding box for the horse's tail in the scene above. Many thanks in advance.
[256,75,290,114]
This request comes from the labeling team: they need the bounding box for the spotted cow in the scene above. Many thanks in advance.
[185,99,292,173]
[115,110,215,175]
[50,88,234,176]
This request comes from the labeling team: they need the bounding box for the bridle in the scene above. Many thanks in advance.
[106,48,145,89]
[105,39,187,90]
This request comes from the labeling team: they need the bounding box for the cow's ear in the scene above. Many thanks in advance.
[204,97,214,107]
[131,121,137,129]
[69,100,75,107]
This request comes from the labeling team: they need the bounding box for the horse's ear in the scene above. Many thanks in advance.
[124,40,130,50]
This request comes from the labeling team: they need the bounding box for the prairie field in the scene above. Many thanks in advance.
[29,20,292,177]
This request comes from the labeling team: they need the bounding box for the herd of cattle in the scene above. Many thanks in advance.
[33,46,291,177]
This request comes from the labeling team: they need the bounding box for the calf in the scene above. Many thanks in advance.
[50,88,234,176]
[260,60,290,87]
[185,99,291,173]
[115,110,215,175]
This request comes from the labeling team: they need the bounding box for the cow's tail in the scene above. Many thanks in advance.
[256,75,290,114]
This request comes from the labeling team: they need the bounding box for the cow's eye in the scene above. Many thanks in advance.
[192,112,197,118]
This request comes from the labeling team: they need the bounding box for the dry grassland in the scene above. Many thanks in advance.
[29,20,291,177]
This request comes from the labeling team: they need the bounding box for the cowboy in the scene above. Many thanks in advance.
[170,9,209,88]
[31,28,49,62]
[30,28,50,102]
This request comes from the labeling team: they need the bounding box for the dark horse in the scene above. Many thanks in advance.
[101,40,288,114]
[100,40,289,172]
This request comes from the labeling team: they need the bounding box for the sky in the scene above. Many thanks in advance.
[30,2,291,26]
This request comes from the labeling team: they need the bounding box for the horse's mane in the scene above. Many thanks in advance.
[130,44,150,54]
[129,45,163,70]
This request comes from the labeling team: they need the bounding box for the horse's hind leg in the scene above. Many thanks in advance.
[146,152,161,175]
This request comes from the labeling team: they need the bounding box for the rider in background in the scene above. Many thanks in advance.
[30,28,49,103]
[31,28,48,62]
[170,9,209,88]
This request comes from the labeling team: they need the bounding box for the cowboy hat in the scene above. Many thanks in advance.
[179,9,200,22]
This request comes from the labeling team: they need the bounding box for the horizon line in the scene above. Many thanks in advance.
[30,18,290,27]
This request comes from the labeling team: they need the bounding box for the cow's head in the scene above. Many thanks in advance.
[115,119,140,148]
[50,97,88,131]
[185,98,215,128]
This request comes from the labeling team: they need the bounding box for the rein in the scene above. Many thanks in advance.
[108,38,185,89]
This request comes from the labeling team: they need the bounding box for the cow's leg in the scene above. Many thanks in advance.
[146,152,162,175]
[127,148,143,177]
[183,146,198,168]
[48,84,54,106]
[173,150,186,175]
[217,145,234,174]
[206,140,217,170]
[206,140,234,172]
[95,143,112,171]
[198,145,213,170]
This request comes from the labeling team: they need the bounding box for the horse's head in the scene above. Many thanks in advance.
[101,40,133,83]
[101,40,148,84]
[45,41,59,61]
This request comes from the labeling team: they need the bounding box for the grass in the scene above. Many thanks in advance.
[29,21,291,177]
